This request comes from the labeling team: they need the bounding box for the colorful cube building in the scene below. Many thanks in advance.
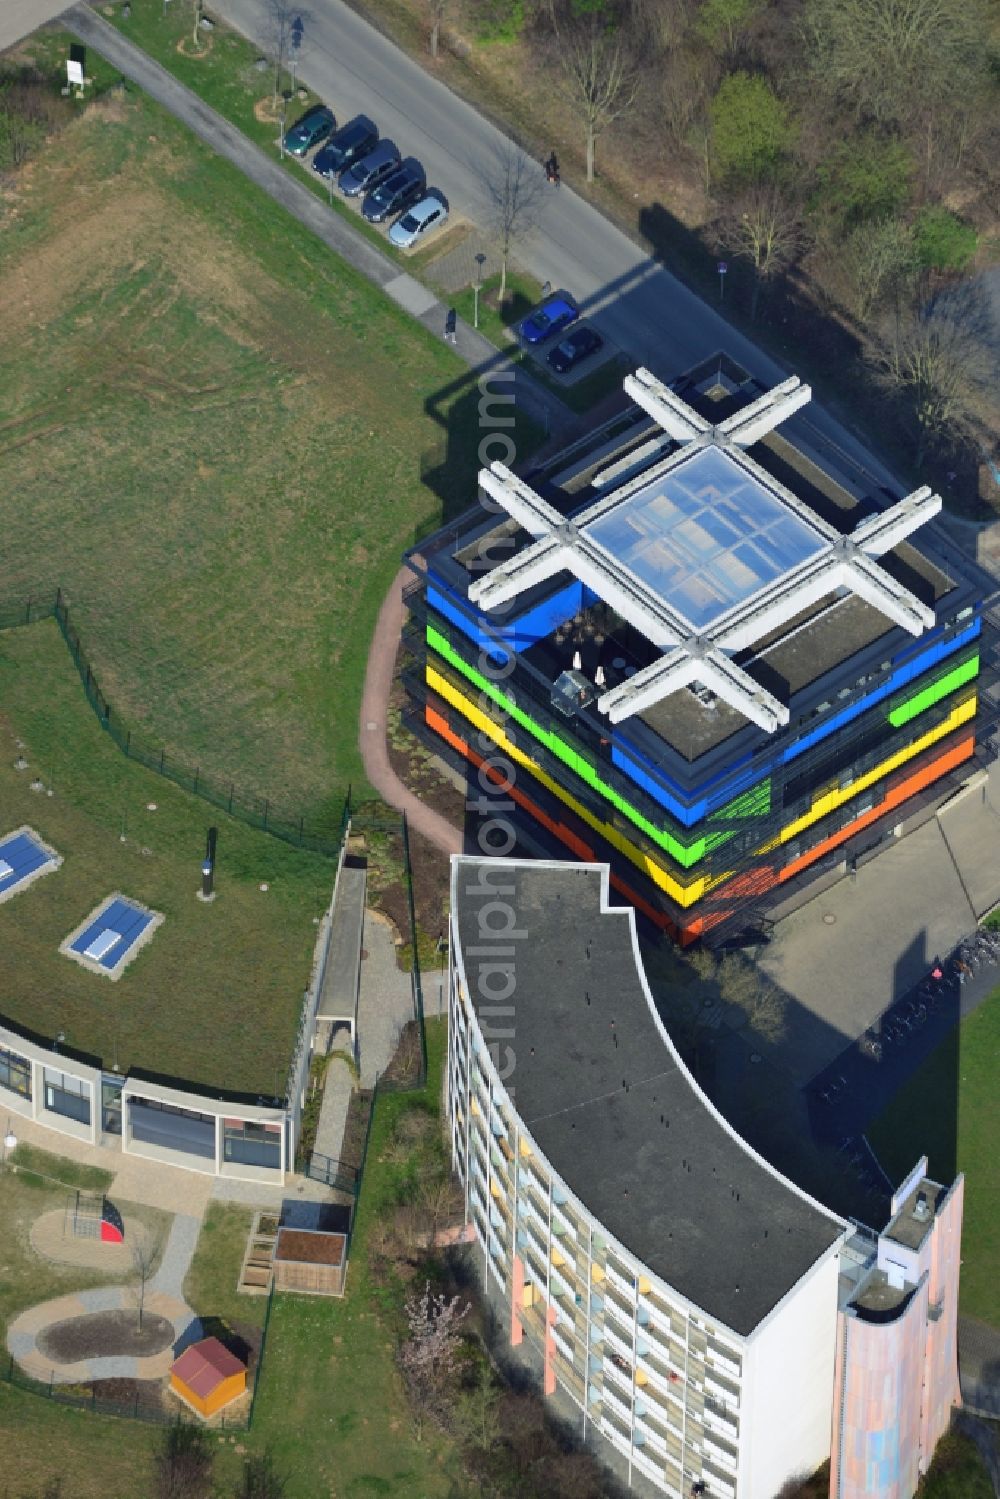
[405,357,996,942]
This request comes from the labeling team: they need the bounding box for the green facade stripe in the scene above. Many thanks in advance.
[426,624,773,869]
[888,654,980,729]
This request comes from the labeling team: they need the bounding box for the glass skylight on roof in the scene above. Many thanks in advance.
[584,447,826,631]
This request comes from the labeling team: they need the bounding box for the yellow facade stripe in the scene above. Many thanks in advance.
[426,665,707,906]
[761,696,977,853]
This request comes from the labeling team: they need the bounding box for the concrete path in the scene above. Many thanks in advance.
[310,905,419,1172]
[356,907,415,1086]
[360,564,463,858]
[0,0,73,53]
[65,5,563,437]
[317,861,366,1028]
[6,1210,202,1385]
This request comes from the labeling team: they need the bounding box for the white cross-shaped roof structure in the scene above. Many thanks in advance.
[468,369,940,733]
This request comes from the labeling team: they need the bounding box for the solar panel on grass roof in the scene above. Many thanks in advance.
[68,896,156,972]
[82,929,122,962]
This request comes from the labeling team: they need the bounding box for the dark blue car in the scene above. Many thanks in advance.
[520,295,579,345]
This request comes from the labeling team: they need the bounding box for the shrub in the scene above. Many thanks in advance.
[914,207,978,273]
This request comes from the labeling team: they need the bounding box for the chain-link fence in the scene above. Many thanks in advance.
[0,590,350,857]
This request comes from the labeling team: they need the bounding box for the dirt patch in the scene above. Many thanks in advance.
[254,97,282,124]
[29,1208,154,1273]
[176,35,214,58]
[38,1310,175,1363]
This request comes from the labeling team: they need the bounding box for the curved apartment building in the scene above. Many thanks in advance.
[446,856,963,1498]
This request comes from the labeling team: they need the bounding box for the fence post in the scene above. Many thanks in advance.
[159,748,165,774]
[229,783,234,813]
[194,768,199,795]
[125,730,131,756]
[25,597,31,625]
[263,798,269,830]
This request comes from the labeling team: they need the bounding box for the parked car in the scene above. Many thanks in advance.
[339,140,400,198]
[388,194,449,249]
[519,295,578,345]
[547,325,604,374]
[283,104,335,158]
[312,114,378,180]
[362,158,426,224]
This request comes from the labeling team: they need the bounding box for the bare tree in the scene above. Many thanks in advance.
[871,288,990,464]
[801,0,989,135]
[556,20,640,183]
[721,183,806,321]
[152,1421,214,1499]
[262,0,296,110]
[717,953,787,1043]
[427,0,448,59]
[450,1358,503,1453]
[399,1281,469,1437]
[479,143,543,304]
[132,1233,158,1331]
[843,216,916,322]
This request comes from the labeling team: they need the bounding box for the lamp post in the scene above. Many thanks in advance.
[473,252,487,330]
[279,101,287,159]
[2,1122,17,1166]
[717,260,727,302]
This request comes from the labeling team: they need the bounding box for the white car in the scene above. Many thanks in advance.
[389,194,448,250]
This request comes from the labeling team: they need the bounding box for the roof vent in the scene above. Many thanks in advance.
[913,1191,931,1220]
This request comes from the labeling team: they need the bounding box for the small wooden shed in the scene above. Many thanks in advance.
[273,1227,347,1296]
[170,1336,246,1418]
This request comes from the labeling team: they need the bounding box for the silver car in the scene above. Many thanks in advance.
[388,194,449,249]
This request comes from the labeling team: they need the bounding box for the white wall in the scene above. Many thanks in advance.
[739,1247,842,1498]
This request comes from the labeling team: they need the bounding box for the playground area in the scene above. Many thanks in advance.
[1,1146,255,1424]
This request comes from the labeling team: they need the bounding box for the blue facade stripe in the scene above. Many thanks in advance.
[427,573,982,825]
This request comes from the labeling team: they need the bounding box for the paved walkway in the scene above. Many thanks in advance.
[65,5,564,438]
[310,905,419,1172]
[356,908,415,1087]
[7,1211,202,1384]
[360,565,463,858]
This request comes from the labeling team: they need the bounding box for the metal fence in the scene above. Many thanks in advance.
[0,590,349,857]
[2,1278,275,1431]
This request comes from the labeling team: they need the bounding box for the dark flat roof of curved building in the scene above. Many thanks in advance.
[452,858,845,1336]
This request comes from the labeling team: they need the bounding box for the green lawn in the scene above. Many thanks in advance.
[184,1202,268,1332]
[869,987,1000,1325]
[0,58,539,817]
[0,621,332,1091]
[249,1017,463,1497]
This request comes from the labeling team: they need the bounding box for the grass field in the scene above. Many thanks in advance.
[0,621,333,1090]
[0,1022,461,1499]
[0,56,538,815]
[869,988,1000,1326]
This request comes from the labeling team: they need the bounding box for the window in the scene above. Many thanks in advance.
[43,1068,90,1125]
[223,1119,281,1169]
[0,1046,30,1100]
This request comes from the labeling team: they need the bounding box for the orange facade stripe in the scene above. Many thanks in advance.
[425,706,688,938]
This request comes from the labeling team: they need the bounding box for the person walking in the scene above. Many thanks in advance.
[445,307,457,344]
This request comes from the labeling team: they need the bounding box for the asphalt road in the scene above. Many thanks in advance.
[211,0,903,496]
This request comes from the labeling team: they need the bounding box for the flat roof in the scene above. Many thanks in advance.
[584,446,826,632]
[452,858,845,1335]
[884,1178,945,1252]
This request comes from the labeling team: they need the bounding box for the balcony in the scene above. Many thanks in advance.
[603,1323,635,1363]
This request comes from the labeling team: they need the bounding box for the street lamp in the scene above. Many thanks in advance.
[473,252,487,330]
[278,101,287,159]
